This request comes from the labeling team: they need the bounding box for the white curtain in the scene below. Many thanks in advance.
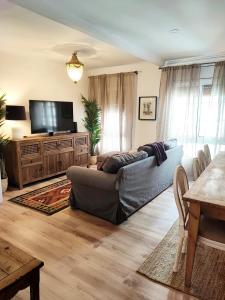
[157,65,201,166]
[89,72,137,153]
[157,62,225,174]
[209,61,225,154]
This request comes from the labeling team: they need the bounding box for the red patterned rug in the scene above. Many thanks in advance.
[8,180,71,215]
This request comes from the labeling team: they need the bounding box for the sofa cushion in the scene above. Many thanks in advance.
[138,145,154,157]
[102,151,148,174]
[97,151,121,170]
[164,139,177,150]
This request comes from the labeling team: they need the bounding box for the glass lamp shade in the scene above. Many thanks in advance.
[66,64,84,83]
[66,52,84,83]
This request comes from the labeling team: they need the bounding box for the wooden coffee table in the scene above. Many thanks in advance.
[0,238,44,300]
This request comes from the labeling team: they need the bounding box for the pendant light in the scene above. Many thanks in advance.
[66,52,84,83]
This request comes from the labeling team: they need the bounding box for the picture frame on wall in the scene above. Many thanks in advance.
[138,96,157,120]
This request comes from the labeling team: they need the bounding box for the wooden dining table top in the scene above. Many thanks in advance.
[184,151,225,207]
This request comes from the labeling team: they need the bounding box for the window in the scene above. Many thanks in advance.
[158,62,225,171]
[197,65,225,153]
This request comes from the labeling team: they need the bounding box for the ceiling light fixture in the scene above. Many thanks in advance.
[66,52,84,83]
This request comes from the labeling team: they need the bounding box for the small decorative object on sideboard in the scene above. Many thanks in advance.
[82,95,101,165]
[0,93,10,192]
[71,122,78,133]
[139,96,157,120]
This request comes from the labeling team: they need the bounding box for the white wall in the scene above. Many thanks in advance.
[0,51,88,138]
[87,61,161,149]
[0,53,161,149]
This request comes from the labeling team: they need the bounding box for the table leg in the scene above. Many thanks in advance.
[30,268,40,300]
[185,202,200,287]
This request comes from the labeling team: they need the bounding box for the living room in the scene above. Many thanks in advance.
[0,1,225,299]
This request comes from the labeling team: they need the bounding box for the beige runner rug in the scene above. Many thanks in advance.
[138,222,225,300]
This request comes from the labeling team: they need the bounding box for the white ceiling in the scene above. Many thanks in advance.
[0,1,142,68]
[8,0,225,65]
[3,0,225,66]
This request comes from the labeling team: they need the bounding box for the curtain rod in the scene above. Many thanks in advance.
[158,62,219,70]
[88,70,140,78]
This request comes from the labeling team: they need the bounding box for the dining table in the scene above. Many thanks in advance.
[183,151,225,287]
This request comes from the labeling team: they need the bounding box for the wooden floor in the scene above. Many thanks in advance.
[2,176,196,300]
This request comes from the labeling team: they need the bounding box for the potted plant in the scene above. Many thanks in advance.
[0,93,9,192]
[82,95,101,165]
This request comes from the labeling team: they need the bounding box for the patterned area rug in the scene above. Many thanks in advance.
[138,222,225,300]
[8,180,71,215]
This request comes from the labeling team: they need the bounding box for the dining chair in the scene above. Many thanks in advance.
[197,150,208,173]
[173,165,225,272]
[192,157,201,180]
[204,144,212,165]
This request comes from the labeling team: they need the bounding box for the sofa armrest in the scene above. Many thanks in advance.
[67,166,117,191]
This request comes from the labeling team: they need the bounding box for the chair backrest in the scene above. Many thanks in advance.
[204,144,211,165]
[173,165,189,228]
[193,157,201,180]
[197,150,208,173]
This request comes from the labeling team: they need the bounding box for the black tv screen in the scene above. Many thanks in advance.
[29,100,74,134]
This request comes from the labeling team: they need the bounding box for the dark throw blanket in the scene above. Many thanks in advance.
[151,142,167,166]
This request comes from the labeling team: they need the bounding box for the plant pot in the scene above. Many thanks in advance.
[1,177,8,193]
[89,155,97,165]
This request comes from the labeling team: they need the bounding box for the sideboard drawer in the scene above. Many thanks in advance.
[75,145,88,155]
[21,157,42,166]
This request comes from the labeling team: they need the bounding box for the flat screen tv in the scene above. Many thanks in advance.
[29,100,74,134]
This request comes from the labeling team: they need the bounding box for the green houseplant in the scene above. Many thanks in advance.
[0,93,9,192]
[82,95,101,165]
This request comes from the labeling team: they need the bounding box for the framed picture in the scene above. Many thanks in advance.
[138,96,157,120]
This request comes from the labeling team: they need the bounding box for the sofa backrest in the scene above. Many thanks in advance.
[116,145,183,193]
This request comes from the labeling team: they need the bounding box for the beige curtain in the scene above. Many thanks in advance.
[89,72,137,153]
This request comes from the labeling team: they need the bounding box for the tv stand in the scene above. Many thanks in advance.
[5,132,89,189]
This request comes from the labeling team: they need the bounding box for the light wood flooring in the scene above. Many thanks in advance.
[2,176,196,300]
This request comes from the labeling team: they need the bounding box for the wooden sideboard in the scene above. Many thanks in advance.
[5,132,89,189]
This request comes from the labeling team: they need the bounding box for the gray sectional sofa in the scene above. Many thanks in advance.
[67,145,183,224]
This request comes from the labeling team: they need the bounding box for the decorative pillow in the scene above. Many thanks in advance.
[97,151,122,170]
[102,151,148,174]
[164,139,177,150]
[138,145,154,157]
